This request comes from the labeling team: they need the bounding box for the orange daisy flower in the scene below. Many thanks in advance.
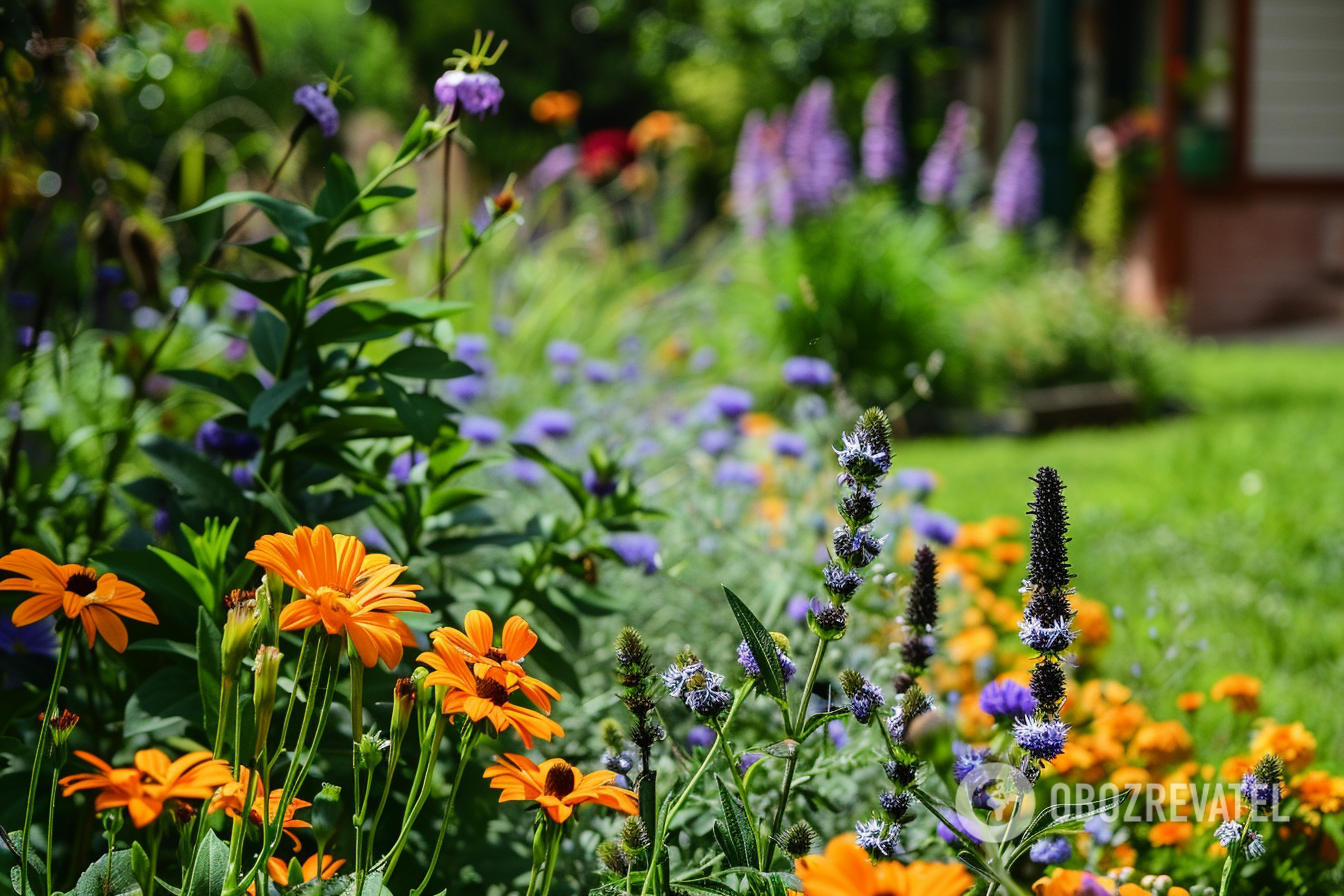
[60,749,231,827]
[422,646,563,748]
[209,768,312,848]
[246,526,428,668]
[423,610,560,712]
[1,549,157,652]
[483,754,637,823]
[266,853,344,887]
[794,833,974,896]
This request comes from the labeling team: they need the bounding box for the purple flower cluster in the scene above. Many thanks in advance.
[735,638,797,684]
[195,420,260,463]
[714,459,763,488]
[1029,835,1072,865]
[978,679,1037,719]
[918,102,969,206]
[854,819,901,858]
[861,76,905,182]
[786,79,852,211]
[293,83,339,138]
[909,506,959,546]
[731,109,794,238]
[434,70,504,118]
[609,532,660,575]
[459,416,504,445]
[781,355,834,388]
[704,385,753,419]
[663,658,732,717]
[992,121,1043,229]
[1012,715,1069,761]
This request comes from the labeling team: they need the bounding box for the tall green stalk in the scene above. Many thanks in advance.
[19,625,74,896]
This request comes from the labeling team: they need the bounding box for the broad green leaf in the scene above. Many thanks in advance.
[723,586,786,705]
[197,607,223,746]
[800,708,850,742]
[72,846,141,896]
[201,268,297,308]
[165,369,246,408]
[424,532,529,555]
[395,107,432,162]
[713,777,758,870]
[139,438,248,519]
[428,438,471,479]
[124,666,201,738]
[303,300,428,346]
[318,228,436,271]
[165,190,325,248]
[512,442,588,511]
[126,638,197,661]
[183,831,229,896]
[248,370,310,428]
[312,268,394,301]
[381,377,452,444]
[313,154,360,220]
[423,486,489,516]
[146,547,217,609]
[279,414,405,453]
[378,346,473,380]
[355,185,416,217]
[6,833,44,896]
[250,309,289,374]
[236,234,303,270]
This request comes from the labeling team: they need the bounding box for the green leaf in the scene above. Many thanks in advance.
[196,607,223,746]
[1011,789,1134,863]
[201,269,298,308]
[313,154,360,220]
[381,377,452,444]
[378,346,473,380]
[355,185,416,217]
[395,107,432,162]
[183,831,229,896]
[146,547,217,609]
[312,268,394,301]
[800,708,850,742]
[248,370,310,428]
[424,532,530,555]
[250,308,289,374]
[713,777,758,870]
[423,486,489,516]
[279,415,405,453]
[126,639,197,661]
[722,586,786,704]
[125,666,201,738]
[304,300,428,346]
[511,443,589,510]
[5,833,44,896]
[72,847,142,896]
[236,234,303,271]
[165,190,325,248]
[165,369,247,408]
[318,228,435,271]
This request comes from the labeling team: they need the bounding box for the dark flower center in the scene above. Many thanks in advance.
[543,763,576,798]
[485,647,509,663]
[65,570,98,597]
[475,676,510,705]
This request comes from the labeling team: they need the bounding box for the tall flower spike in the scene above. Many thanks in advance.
[861,76,905,182]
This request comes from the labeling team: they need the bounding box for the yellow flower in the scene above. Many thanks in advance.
[1131,721,1193,767]
[1292,770,1344,814]
[946,625,997,665]
[1250,721,1316,773]
[1210,674,1261,713]
[1148,821,1194,848]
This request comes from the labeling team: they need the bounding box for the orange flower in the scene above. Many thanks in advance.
[209,768,311,848]
[795,833,974,896]
[1292,770,1344,814]
[424,610,560,712]
[630,110,685,152]
[422,646,562,748]
[1220,755,1255,783]
[946,625,997,664]
[1176,692,1205,712]
[247,526,427,668]
[1033,869,1120,895]
[1148,821,1193,848]
[1,549,157,651]
[1250,721,1316,773]
[1073,599,1112,648]
[60,749,231,827]
[1092,703,1147,743]
[264,854,344,887]
[1131,721,1193,767]
[530,90,581,126]
[1210,674,1261,713]
[483,754,636,823]
[1110,767,1151,791]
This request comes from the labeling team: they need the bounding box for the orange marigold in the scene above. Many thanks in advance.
[265,854,344,887]
[1220,755,1255,783]
[1033,869,1122,895]
[1148,821,1194,848]
[796,833,974,896]
[484,754,636,823]
[1250,721,1316,773]
[530,90,581,126]
[1176,692,1205,713]
[209,768,311,848]
[1131,721,1193,767]
[421,644,562,748]
[1,549,157,651]
[1210,674,1261,713]
[1292,770,1344,814]
[1073,599,1112,648]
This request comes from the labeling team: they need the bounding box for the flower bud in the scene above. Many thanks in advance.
[391,678,416,745]
[253,646,282,753]
[102,807,124,838]
[42,709,79,764]
[253,578,276,645]
[310,783,342,850]
[358,731,388,771]
[221,600,259,681]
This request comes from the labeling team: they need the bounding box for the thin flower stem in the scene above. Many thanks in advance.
[349,660,365,886]
[537,824,563,896]
[269,627,311,776]
[409,732,477,896]
[437,140,452,298]
[20,625,73,896]
[146,822,162,896]
[760,637,827,871]
[45,768,59,896]
[361,738,401,873]
[377,713,449,875]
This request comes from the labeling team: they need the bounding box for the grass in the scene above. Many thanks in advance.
[897,343,1344,766]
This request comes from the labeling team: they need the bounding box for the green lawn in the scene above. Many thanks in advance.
[898,343,1344,766]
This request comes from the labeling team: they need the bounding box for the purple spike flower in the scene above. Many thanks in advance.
[978,679,1037,719]
[434,70,504,118]
[294,83,340,138]
[861,76,905,182]
[785,79,852,211]
[918,102,969,206]
[992,121,1043,229]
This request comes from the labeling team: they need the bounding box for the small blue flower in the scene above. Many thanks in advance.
[832,525,885,568]
[434,70,504,118]
[582,469,618,498]
[935,813,982,846]
[583,359,618,384]
[523,408,575,440]
[736,639,796,684]
[1244,830,1266,860]
[739,752,764,775]
[787,594,811,623]
[610,533,660,575]
[894,468,936,497]
[195,420,260,463]
[1018,617,1077,654]
[683,674,732,717]
[0,615,59,660]
[1215,820,1243,847]
[459,416,504,445]
[1083,815,1113,845]
[834,430,890,483]
[909,506,959,546]
[827,719,848,748]
[294,83,339,137]
[951,745,989,783]
[1029,836,1071,865]
[770,430,808,458]
[389,450,424,484]
[687,725,715,749]
[978,679,1038,719]
[505,457,544,486]
[446,374,486,404]
[854,819,901,858]
[848,679,885,725]
[823,563,863,598]
[781,356,834,388]
[545,340,583,366]
[601,749,635,775]
[705,385,753,419]
[698,429,734,455]
[885,711,905,743]
[1013,716,1070,760]
[714,459,762,488]
[1241,773,1280,809]
[455,334,491,369]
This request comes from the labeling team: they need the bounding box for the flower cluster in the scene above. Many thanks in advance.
[663,651,733,718]
[615,627,665,774]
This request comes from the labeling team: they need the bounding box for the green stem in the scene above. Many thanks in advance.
[537,824,562,896]
[349,659,365,886]
[146,823,161,896]
[20,625,73,896]
[269,627,310,777]
[709,720,759,861]
[760,638,827,871]
[377,713,448,875]
[409,733,477,896]
[44,767,59,896]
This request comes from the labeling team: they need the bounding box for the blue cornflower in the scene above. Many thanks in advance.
[1029,836,1072,865]
[293,83,339,137]
[832,525,885,568]
[770,430,808,458]
[609,533,660,575]
[583,359,618,384]
[951,745,989,784]
[1013,716,1070,760]
[545,340,583,366]
[698,429,733,455]
[736,639,797,684]
[894,468,936,498]
[661,660,702,697]
[459,416,504,445]
[1241,772,1281,809]
[909,506,959,546]
[823,563,863,598]
[446,374,485,404]
[455,333,491,367]
[854,819,901,858]
[683,676,732,717]
[704,385,753,419]
[978,679,1038,720]
[523,408,575,440]
[1018,616,1077,654]
[781,356,834,388]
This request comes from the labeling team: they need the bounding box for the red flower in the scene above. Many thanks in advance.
[579,129,634,182]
